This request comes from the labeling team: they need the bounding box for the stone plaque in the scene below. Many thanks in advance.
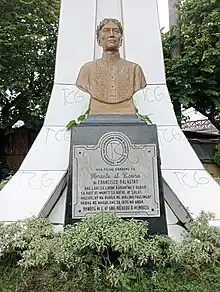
[72,131,160,218]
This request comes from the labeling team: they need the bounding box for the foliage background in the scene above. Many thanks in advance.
[163,0,220,129]
[0,0,60,130]
[214,145,220,166]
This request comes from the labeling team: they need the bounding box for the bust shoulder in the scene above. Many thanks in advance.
[79,60,95,71]
[119,59,143,70]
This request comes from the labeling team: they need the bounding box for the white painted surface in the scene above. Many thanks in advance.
[158,126,203,170]
[134,86,177,126]
[167,224,186,240]
[163,180,191,224]
[0,171,65,221]
[95,0,125,59]
[163,170,220,219]
[96,0,123,25]
[123,0,166,84]
[54,0,97,84]
[44,84,90,127]
[49,188,67,224]
[20,126,70,171]
[165,202,178,225]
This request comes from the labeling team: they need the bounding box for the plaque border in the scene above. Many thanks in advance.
[72,132,160,219]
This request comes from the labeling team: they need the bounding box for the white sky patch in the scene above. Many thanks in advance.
[12,120,25,129]
[158,0,169,31]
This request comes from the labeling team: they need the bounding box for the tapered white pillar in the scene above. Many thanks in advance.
[0,0,219,240]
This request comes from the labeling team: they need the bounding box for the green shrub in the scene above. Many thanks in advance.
[214,176,220,184]
[0,177,10,190]
[0,181,5,190]
[214,145,220,166]
[0,180,8,190]
[0,161,11,181]
[1,212,220,291]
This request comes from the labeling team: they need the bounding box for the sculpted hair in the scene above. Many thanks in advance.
[96,18,123,42]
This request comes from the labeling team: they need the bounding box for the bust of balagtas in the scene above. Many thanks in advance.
[76,18,147,114]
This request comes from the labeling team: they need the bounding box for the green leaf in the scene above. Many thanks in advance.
[142,115,153,124]
[122,284,131,291]
[127,275,137,280]
[78,115,86,121]
[85,108,91,115]
[66,120,77,130]
[138,113,153,124]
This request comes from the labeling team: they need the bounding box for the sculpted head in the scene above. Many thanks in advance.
[96,18,123,51]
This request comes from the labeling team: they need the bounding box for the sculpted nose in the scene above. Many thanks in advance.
[109,29,114,36]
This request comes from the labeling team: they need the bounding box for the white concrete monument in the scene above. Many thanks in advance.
[1,0,220,239]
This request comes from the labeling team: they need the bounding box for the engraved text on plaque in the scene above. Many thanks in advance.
[72,132,160,218]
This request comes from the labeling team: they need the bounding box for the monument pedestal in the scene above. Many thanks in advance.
[65,115,167,235]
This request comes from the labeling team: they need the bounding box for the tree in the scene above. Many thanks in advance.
[0,0,60,130]
[163,0,220,130]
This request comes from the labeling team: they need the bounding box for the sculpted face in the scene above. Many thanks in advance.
[98,20,122,51]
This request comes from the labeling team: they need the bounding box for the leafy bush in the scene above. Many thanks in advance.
[0,181,5,190]
[1,213,220,291]
[214,176,220,184]
[0,176,12,190]
[0,161,11,181]
[0,160,12,190]
[214,145,220,166]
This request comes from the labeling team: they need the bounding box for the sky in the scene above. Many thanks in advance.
[157,0,169,31]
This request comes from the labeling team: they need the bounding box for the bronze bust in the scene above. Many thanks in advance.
[76,18,147,114]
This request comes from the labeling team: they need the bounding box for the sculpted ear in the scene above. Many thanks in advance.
[97,36,102,46]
